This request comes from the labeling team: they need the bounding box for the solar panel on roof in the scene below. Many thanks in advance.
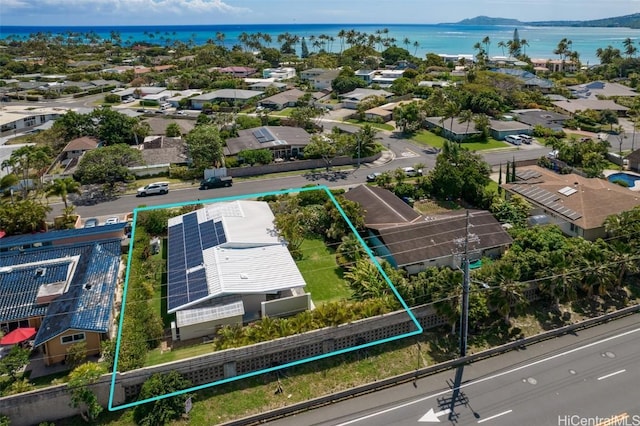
[183,213,204,268]
[214,221,227,244]
[187,268,208,304]
[253,127,275,143]
[199,220,218,250]
[167,222,189,312]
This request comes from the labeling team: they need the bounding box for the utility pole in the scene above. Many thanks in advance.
[449,210,473,421]
[357,134,361,169]
[460,210,471,358]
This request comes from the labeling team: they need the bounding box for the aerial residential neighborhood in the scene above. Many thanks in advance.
[2,14,640,426]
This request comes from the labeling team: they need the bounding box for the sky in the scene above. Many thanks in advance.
[1,0,639,26]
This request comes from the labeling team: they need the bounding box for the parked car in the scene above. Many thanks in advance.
[104,217,120,225]
[83,218,99,228]
[137,182,169,197]
[505,135,522,145]
[547,150,559,159]
[366,172,382,182]
[122,97,135,104]
[518,134,533,144]
[402,167,422,177]
[199,176,233,189]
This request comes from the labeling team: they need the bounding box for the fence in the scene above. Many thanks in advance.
[226,152,382,177]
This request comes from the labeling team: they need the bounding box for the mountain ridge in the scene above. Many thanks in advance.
[446,13,640,29]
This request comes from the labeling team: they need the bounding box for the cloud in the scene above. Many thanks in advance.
[4,0,250,15]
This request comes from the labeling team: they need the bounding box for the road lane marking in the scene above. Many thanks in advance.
[477,409,513,423]
[333,326,640,425]
[597,369,626,381]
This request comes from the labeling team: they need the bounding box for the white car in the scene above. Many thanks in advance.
[518,134,533,144]
[402,167,423,177]
[137,181,169,197]
[104,217,120,225]
[122,97,135,104]
[505,135,522,145]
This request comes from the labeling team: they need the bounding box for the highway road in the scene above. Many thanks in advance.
[265,313,640,426]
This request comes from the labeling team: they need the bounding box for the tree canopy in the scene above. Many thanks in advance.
[184,124,225,170]
[74,144,143,185]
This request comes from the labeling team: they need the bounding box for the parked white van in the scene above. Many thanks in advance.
[505,135,522,145]
[160,103,172,110]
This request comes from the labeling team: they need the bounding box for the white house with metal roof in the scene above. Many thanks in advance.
[167,200,309,341]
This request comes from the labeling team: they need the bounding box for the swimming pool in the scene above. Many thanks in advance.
[607,172,640,187]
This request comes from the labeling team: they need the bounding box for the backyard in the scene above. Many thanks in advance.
[296,238,352,303]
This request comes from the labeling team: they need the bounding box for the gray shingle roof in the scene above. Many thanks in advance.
[378,211,512,267]
[343,185,422,228]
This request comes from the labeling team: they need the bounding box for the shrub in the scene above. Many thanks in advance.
[133,371,192,426]
[65,342,88,369]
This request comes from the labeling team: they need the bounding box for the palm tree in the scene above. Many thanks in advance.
[442,100,461,142]
[457,109,474,142]
[337,29,346,53]
[623,37,637,58]
[485,262,527,325]
[497,40,506,56]
[46,177,81,210]
[554,38,572,62]
[520,39,529,57]
[132,120,151,145]
[355,124,379,158]
[482,36,491,58]
[413,40,420,56]
[403,37,411,52]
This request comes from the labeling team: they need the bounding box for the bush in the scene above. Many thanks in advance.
[104,93,120,103]
[168,165,201,180]
[65,342,88,369]
[133,371,192,426]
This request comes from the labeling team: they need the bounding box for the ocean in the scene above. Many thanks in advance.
[3,23,640,65]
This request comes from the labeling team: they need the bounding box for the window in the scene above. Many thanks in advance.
[60,333,85,344]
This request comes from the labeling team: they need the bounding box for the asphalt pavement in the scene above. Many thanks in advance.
[264,313,640,426]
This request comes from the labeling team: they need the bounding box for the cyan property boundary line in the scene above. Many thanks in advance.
[108,185,423,411]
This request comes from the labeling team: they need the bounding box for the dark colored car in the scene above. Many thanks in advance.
[199,176,233,189]
[83,218,99,228]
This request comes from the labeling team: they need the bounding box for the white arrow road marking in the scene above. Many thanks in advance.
[418,408,451,423]
[334,327,640,426]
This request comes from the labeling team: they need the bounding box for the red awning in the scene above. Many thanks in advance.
[0,327,37,345]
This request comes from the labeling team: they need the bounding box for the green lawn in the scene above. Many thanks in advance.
[270,107,295,117]
[145,342,216,366]
[411,130,509,151]
[345,119,395,131]
[296,238,351,302]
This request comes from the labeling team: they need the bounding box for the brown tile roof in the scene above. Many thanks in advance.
[503,165,640,230]
[63,136,99,152]
[343,185,422,228]
[138,136,188,165]
[377,210,512,267]
[225,126,311,156]
[142,118,195,136]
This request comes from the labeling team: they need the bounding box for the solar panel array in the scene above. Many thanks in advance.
[253,127,275,143]
[516,169,542,180]
[167,214,228,312]
[511,185,583,221]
